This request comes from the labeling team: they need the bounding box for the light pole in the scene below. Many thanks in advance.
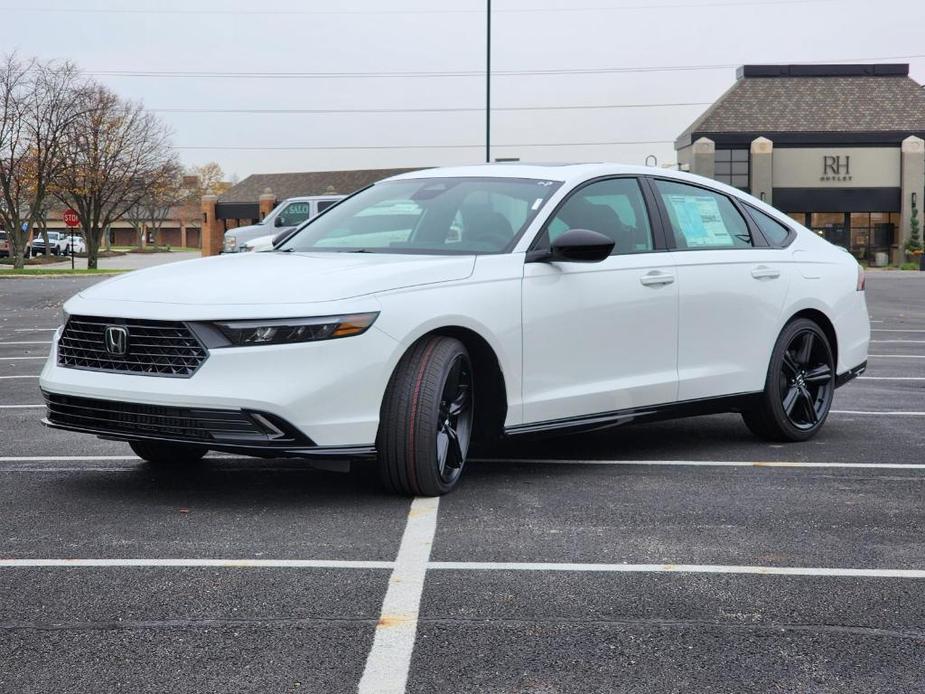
[485,0,491,163]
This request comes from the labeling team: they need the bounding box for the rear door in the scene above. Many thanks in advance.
[521,177,679,426]
[648,177,792,401]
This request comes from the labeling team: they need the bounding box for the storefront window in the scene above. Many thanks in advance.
[714,149,749,191]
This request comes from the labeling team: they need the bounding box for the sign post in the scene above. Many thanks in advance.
[63,209,79,271]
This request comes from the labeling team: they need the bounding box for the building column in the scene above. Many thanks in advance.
[899,136,925,264]
[690,137,715,179]
[201,194,223,257]
[259,188,277,220]
[750,137,773,205]
[180,222,187,249]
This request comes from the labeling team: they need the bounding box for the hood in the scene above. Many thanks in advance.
[225,223,264,237]
[78,252,476,306]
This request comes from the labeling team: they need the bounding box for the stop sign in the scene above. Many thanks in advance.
[63,209,79,227]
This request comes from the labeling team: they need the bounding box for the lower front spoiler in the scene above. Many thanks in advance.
[41,418,377,461]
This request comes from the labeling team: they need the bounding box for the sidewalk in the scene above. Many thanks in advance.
[0,250,201,272]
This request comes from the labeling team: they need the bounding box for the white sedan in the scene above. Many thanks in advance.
[40,164,869,495]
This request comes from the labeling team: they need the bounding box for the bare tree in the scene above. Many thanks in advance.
[53,85,177,269]
[0,54,84,269]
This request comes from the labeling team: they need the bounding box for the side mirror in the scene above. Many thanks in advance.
[274,216,286,228]
[528,228,615,263]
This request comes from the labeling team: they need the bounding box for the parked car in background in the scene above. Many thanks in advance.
[222,195,344,253]
[31,231,85,256]
[0,230,33,258]
[41,164,869,497]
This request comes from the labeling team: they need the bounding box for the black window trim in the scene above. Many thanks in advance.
[644,175,764,252]
[741,202,798,249]
[526,174,670,257]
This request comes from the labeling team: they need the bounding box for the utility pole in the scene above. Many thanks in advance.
[486,0,491,163]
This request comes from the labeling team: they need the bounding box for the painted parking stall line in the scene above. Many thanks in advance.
[471,458,925,469]
[831,410,925,416]
[0,558,394,569]
[358,496,440,694]
[868,354,925,359]
[858,376,925,381]
[0,375,39,379]
[0,404,44,409]
[427,562,925,579]
[0,341,52,345]
[0,356,47,360]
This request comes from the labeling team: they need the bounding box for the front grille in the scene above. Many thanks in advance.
[43,392,270,443]
[58,315,208,377]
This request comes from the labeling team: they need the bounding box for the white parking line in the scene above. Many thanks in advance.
[0,455,139,462]
[0,356,47,360]
[471,459,925,469]
[0,375,38,379]
[0,558,393,569]
[870,339,925,344]
[868,355,925,361]
[0,404,43,409]
[0,558,922,580]
[858,376,925,381]
[831,410,925,416]
[872,329,925,333]
[358,496,440,694]
[0,341,52,345]
[427,562,925,579]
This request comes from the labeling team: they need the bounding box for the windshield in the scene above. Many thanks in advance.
[278,177,562,255]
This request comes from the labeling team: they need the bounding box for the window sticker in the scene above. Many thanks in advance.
[663,194,734,247]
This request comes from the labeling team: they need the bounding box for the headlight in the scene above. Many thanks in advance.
[224,236,237,251]
[214,313,379,346]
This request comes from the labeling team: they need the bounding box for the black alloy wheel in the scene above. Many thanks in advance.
[778,329,834,430]
[743,318,835,442]
[378,335,474,496]
[435,354,473,486]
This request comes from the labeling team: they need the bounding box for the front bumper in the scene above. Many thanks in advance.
[41,391,375,458]
[40,321,400,449]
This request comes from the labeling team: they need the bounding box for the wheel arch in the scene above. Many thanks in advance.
[785,308,838,368]
[384,325,508,444]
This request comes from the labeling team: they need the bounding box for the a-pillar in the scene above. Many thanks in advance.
[690,137,715,179]
[750,137,773,205]
[201,194,223,257]
[259,188,277,220]
[899,136,925,265]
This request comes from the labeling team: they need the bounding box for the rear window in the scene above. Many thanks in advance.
[745,205,793,247]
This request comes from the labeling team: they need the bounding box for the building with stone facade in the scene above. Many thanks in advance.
[675,64,925,264]
[200,168,418,256]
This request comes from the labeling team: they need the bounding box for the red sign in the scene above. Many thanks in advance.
[63,209,79,227]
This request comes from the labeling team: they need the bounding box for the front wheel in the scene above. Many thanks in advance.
[377,336,474,496]
[129,440,208,465]
[742,318,835,442]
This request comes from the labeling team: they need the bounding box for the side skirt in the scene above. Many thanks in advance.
[505,392,763,438]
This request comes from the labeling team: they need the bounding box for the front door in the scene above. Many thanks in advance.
[521,177,679,426]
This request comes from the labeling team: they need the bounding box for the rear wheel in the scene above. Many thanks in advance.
[377,336,473,496]
[129,440,208,465]
[742,318,835,442]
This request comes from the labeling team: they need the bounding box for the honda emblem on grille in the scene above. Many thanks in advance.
[104,326,129,355]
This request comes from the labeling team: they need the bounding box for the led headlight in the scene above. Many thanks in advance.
[214,313,379,346]
[223,236,237,251]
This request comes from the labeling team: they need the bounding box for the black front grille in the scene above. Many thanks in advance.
[58,315,207,377]
[43,392,269,443]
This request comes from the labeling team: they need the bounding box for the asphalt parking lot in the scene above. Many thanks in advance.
[1,273,924,693]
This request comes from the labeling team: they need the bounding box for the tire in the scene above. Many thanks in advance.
[377,336,474,496]
[742,318,835,442]
[129,440,208,465]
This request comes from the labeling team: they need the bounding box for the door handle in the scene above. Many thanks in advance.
[640,272,675,287]
[751,265,780,280]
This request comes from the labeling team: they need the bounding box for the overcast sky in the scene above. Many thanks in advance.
[3,0,924,180]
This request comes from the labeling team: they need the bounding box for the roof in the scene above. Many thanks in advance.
[217,168,423,203]
[676,64,925,148]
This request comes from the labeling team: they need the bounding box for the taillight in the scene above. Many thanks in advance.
[856,264,865,291]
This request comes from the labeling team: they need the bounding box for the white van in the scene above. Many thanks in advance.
[222,195,344,253]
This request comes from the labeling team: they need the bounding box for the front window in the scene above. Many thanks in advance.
[275,202,314,228]
[279,177,562,255]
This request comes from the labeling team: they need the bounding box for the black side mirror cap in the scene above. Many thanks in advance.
[527,228,615,263]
